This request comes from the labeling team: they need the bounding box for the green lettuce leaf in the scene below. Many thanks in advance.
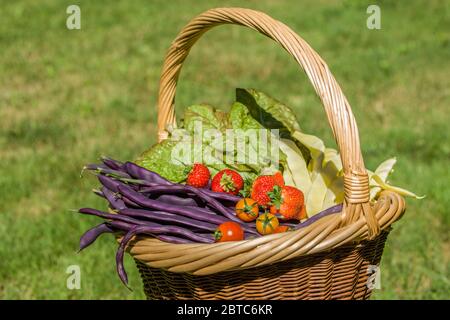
[136,88,421,209]
[228,102,262,130]
[236,88,301,136]
[236,88,310,162]
[182,104,229,133]
[135,139,186,183]
[137,101,282,183]
[226,102,287,174]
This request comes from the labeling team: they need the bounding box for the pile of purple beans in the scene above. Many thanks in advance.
[77,156,343,286]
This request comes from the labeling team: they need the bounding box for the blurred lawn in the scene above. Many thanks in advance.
[1,0,449,299]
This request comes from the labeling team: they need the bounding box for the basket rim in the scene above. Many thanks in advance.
[123,191,405,275]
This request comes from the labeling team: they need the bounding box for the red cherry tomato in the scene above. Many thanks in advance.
[214,221,244,242]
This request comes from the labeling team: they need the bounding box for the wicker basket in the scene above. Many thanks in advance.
[125,7,406,300]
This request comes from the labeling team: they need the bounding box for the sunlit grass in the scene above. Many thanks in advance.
[0,0,448,299]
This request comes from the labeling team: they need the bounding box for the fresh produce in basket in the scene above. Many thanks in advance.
[186,163,210,188]
[251,173,284,206]
[77,88,421,286]
[211,169,244,195]
[268,185,305,221]
[235,198,259,222]
[256,213,279,235]
[214,222,244,242]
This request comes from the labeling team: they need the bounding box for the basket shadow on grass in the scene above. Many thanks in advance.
[132,230,389,300]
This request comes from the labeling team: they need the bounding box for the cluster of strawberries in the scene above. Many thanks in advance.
[186,164,306,240]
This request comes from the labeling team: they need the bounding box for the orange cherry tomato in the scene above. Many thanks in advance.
[235,198,259,222]
[274,225,291,233]
[256,213,279,235]
[214,221,244,242]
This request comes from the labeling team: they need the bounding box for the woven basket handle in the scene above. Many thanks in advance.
[156,7,379,238]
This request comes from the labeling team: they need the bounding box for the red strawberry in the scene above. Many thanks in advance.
[269,185,305,221]
[251,173,284,206]
[272,171,285,187]
[211,169,244,195]
[186,163,210,188]
[298,205,307,220]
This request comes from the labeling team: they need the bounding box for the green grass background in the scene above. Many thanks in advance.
[1,0,449,299]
